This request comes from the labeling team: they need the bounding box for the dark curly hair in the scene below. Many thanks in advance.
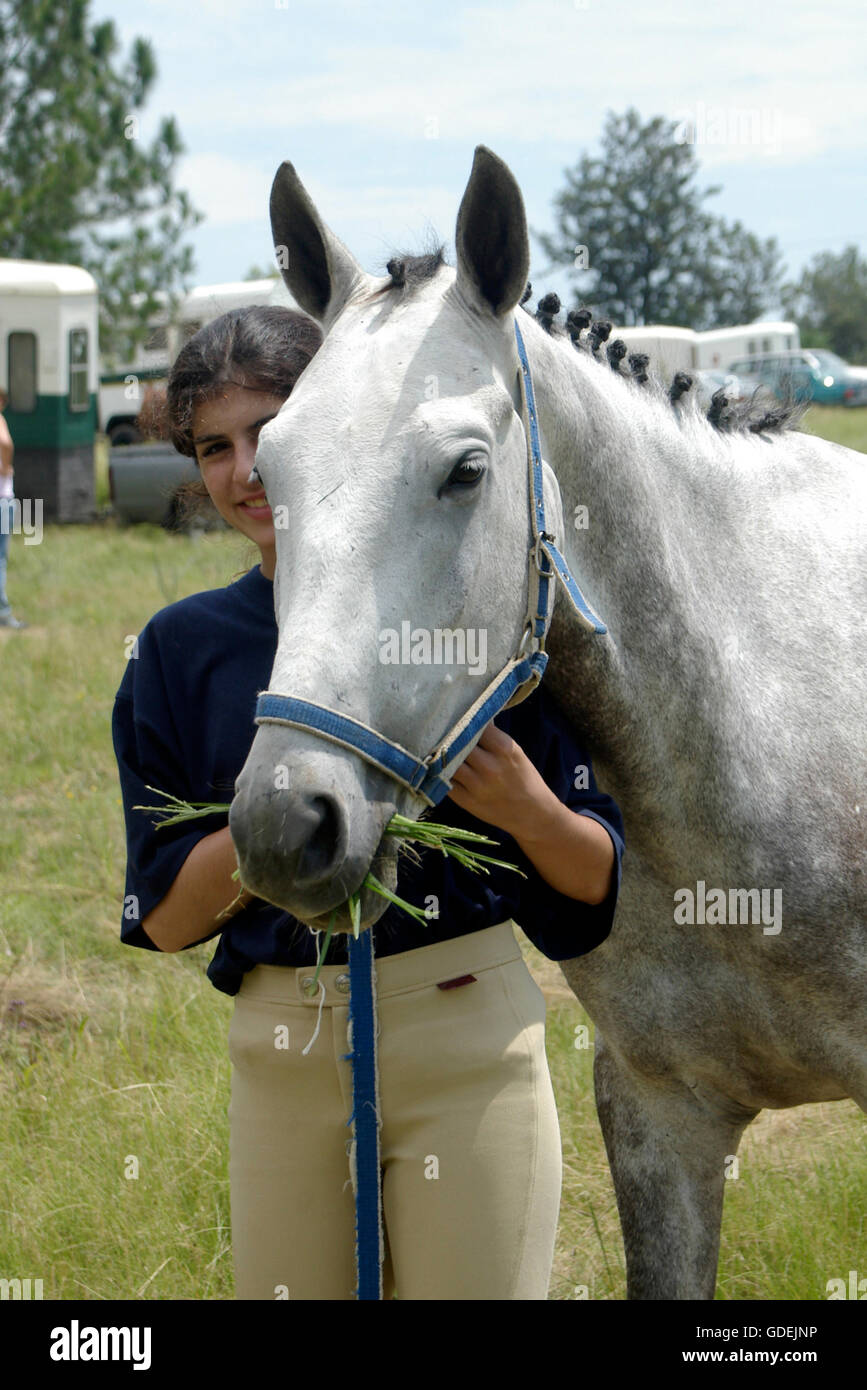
[161,304,323,524]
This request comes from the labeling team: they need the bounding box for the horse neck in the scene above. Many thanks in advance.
[519,315,721,824]
[523,317,695,611]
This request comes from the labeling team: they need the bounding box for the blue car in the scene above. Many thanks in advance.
[727,350,867,407]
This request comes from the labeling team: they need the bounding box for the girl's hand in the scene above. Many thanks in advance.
[445,720,616,906]
[445,721,560,839]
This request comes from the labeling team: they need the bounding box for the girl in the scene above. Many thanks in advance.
[112,304,625,1301]
[0,385,26,629]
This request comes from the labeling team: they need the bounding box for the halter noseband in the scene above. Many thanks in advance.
[254,319,606,807]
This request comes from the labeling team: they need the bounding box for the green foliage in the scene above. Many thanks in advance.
[0,0,203,365]
[782,246,867,363]
[243,264,279,282]
[536,108,784,330]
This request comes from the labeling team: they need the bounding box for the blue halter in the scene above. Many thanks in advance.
[254,319,606,804]
[254,317,606,1300]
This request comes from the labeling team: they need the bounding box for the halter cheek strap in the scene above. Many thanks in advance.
[254,318,606,805]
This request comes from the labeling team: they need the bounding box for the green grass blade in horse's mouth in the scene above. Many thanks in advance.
[133,786,235,827]
[133,789,525,971]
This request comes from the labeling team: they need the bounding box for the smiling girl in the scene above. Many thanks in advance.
[112,303,625,1301]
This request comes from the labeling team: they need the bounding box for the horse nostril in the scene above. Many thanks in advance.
[295,795,342,886]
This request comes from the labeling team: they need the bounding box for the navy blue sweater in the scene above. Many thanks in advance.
[111,564,625,996]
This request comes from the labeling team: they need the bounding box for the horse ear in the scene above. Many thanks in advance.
[455,147,530,318]
[270,161,365,327]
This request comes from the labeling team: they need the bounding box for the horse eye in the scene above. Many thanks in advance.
[443,456,486,491]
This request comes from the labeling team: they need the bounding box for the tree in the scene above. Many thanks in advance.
[782,247,867,361]
[698,219,786,329]
[0,0,203,365]
[243,264,279,281]
[535,108,784,329]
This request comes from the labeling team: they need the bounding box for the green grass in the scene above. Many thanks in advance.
[94,434,109,509]
[799,404,867,452]
[1,515,863,1301]
[530,956,865,1301]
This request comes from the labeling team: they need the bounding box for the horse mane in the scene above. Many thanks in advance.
[374,252,802,437]
[362,247,448,301]
[521,287,804,438]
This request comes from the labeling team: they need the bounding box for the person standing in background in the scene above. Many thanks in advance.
[0,386,27,630]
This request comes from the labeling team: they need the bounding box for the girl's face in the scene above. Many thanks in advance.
[192,379,287,573]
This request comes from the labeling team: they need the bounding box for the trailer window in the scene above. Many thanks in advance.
[8,332,37,412]
[68,329,89,411]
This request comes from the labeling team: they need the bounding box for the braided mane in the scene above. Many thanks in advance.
[377,254,801,437]
[521,286,802,437]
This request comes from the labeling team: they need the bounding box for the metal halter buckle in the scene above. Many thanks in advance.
[531,530,555,573]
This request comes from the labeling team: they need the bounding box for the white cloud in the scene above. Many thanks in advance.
[123,0,867,166]
[90,0,867,284]
[177,153,273,225]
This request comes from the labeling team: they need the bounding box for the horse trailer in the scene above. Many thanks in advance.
[611,321,800,379]
[0,258,99,521]
[100,277,300,444]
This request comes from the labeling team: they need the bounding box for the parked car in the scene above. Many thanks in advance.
[693,368,750,409]
[108,441,225,530]
[725,350,867,407]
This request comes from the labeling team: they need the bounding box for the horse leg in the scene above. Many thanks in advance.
[593,1029,758,1300]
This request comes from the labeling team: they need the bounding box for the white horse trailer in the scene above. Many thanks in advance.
[694,322,800,370]
[606,326,699,377]
[610,322,800,379]
[0,259,99,521]
[100,277,300,443]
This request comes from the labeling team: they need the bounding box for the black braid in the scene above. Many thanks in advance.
[589,320,612,355]
[535,293,561,334]
[566,307,593,346]
[606,339,628,372]
[628,352,650,385]
[669,371,693,403]
[706,388,729,428]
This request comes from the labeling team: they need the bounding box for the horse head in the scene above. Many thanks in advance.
[229,147,567,931]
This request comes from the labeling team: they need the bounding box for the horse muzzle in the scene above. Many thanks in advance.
[229,725,398,925]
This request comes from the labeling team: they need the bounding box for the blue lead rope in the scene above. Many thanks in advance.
[346,930,383,1298]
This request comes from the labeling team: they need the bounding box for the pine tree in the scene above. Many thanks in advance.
[782,247,867,361]
[535,108,783,329]
[0,0,203,364]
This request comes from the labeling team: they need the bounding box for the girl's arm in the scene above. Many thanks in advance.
[142,825,252,952]
[0,413,13,475]
[445,722,615,905]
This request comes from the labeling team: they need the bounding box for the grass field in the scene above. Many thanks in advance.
[1,408,864,1301]
[798,404,867,452]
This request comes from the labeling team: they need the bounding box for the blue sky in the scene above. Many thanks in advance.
[93,0,867,319]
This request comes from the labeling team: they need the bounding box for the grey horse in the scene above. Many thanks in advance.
[230,146,866,1299]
